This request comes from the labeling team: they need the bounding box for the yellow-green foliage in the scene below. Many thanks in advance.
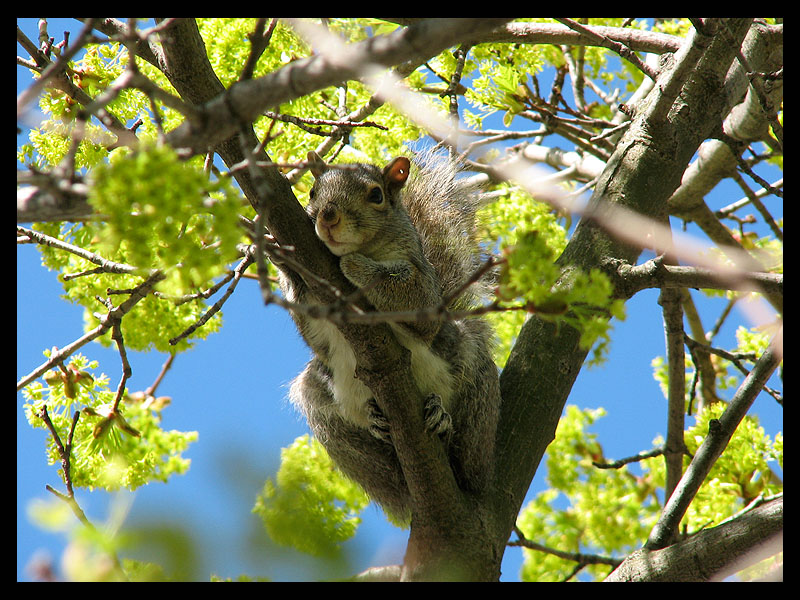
[517,404,782,581]
[27,143,245,354]
[680,403,782,521]
[88,143,243,297]
[23,354,197,491]
[491,224,625,367]
[194,18,422,173]
[253,435,371,557]
[517,406,660,581]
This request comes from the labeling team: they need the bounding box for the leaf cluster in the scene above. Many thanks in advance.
[252,435,371,558]
[23,353,197,491]
[89,143,243,296]
[680,403,782,523]
[517,406,660,581]
[19,41,147,168]
[495,228,625,366]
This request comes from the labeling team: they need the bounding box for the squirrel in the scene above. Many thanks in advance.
[276,149,500,521]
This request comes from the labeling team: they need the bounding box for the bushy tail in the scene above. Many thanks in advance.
[402,149,491,311]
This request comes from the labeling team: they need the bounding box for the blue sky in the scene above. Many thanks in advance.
[17,18,782,581]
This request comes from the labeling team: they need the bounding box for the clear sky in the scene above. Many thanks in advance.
[17,18,782,581]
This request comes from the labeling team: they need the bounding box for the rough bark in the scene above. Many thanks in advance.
[606,496,782,582]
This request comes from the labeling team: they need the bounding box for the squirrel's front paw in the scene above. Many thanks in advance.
[367,398,392,443]
[339,252,373,287]
[424,393,453,439]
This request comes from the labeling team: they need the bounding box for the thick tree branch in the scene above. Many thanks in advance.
[613,258,783,298]
[607,495,782,581]
[392,20,685,54]
[208,19,514,580]
[666,21,783,312]
[165,18,512,156]
[17,176,94,223]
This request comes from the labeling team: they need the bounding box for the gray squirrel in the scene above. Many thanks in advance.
[277,149,500,521]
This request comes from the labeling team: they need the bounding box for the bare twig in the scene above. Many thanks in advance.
[554,18,659,81]
[37,405,128,580]
[17,270,165,391]
[510,526,622,569]
[168,253,254,346]
[17,225,145,276]
[240,18,277,81]
[17,19,98,115]
[263,110,388,134]
[592,445,665,469]
[684,334,782,404]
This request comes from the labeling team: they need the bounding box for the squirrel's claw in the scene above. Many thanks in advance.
[367,398,392,443]
[424,393,453,439]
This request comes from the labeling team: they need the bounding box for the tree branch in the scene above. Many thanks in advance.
[17,269,165,391]
[607,495,782,581]
[391,20,684,55]
[614,257,782,299]
[658,281,687,506]
[510,526,622,570]
[554,18,660,80]
[17,175,94,223]
[645,327,782,550]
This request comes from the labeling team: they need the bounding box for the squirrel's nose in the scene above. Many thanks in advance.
[319,205,341,227]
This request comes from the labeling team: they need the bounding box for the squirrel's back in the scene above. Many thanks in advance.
[402,149,490,311]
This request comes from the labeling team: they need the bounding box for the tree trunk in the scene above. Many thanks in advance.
[492,17,756,565]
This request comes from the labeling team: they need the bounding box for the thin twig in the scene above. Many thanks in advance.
[554,18,659,81]
[17,225,145,276]
[263,110,388,134]
[38,405,128,579]
[510,526,622,568]
[168,253,254,346]
[17,270,165,391]
[684,334,782,404]
[593,445,665,469]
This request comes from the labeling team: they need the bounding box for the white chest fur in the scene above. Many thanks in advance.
[305,318,454,429]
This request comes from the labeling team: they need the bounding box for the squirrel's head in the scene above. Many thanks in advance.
[306,152,411,256]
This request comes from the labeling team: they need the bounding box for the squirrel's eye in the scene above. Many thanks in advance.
[367,187,384,205]
[309,188,316,201]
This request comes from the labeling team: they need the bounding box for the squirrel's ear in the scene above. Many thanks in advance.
[307,152,327,178]
[383,157,411,190]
